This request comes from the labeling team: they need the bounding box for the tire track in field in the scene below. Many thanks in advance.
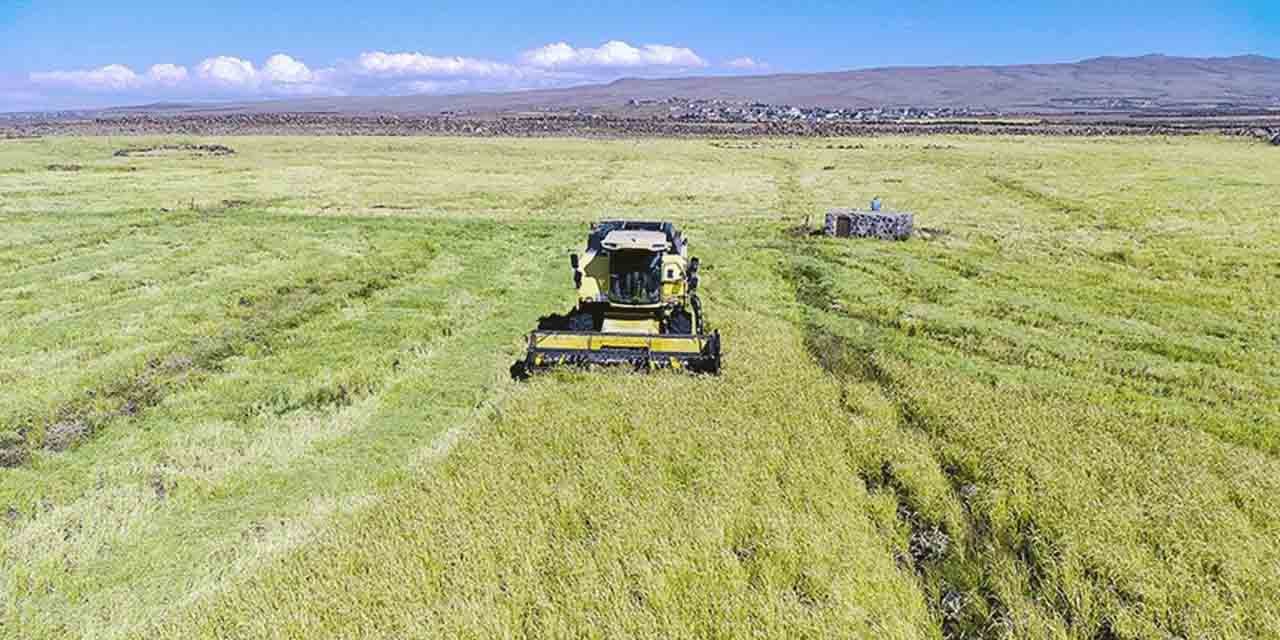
[770,156,813,219]
[780,254,1004,637]
[782,246,1139,638]
[780,241,1280,640]
[985,174,1110,229]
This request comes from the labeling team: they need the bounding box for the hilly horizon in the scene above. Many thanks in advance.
[80,53,1280,117]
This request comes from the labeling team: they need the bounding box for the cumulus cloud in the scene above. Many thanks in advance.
[355,51,516,78]
[262,54,314,84]
[196,56,259,89]
[521,41,707,69]
[725,57,767,70]
[29,63,194,92]
[191,54,340,95]
[20,40,723,107]
[30,64,144,91]
[147,63,189,86]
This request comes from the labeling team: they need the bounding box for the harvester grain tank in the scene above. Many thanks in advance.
[517,221,721,375]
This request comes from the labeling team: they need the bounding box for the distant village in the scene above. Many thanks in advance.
[625,97,997,122]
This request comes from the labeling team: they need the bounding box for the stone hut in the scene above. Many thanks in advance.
[824,207,914,240]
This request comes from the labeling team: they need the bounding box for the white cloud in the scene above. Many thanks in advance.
[262,54,314,84]
[196,56,259,89]
[30,64,144,91]
[521,43,576,68]
[29,63,193,92]
[726,57,767,70]
[398,79,474,95]
[270,80,344,97]
[28,54,339,99]
[147,64,189,86]
[521,41,707,69]
[355,51,516,78]
[20,40,717,107]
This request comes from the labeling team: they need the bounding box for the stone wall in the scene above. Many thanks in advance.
[824,209,914,241]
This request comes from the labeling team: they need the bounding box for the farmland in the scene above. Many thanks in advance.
[1,134,1278,639]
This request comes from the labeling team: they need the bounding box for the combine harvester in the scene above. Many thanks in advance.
[516,221,721,376]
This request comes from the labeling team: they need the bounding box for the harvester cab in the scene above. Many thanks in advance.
[517,221,721,376]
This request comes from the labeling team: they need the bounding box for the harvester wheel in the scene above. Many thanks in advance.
[690,295,707,334]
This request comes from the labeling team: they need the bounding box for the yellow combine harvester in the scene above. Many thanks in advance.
[517,221,722,375]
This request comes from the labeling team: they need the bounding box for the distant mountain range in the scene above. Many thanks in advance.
[82,54,1280,117]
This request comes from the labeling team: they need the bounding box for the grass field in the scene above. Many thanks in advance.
[2,134,1278,639]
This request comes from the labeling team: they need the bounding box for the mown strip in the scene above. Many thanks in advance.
[1,217,571,638]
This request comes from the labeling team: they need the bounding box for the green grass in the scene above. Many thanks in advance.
[1,134,1278,639]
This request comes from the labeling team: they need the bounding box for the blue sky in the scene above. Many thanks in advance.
[2,1,1276,111]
